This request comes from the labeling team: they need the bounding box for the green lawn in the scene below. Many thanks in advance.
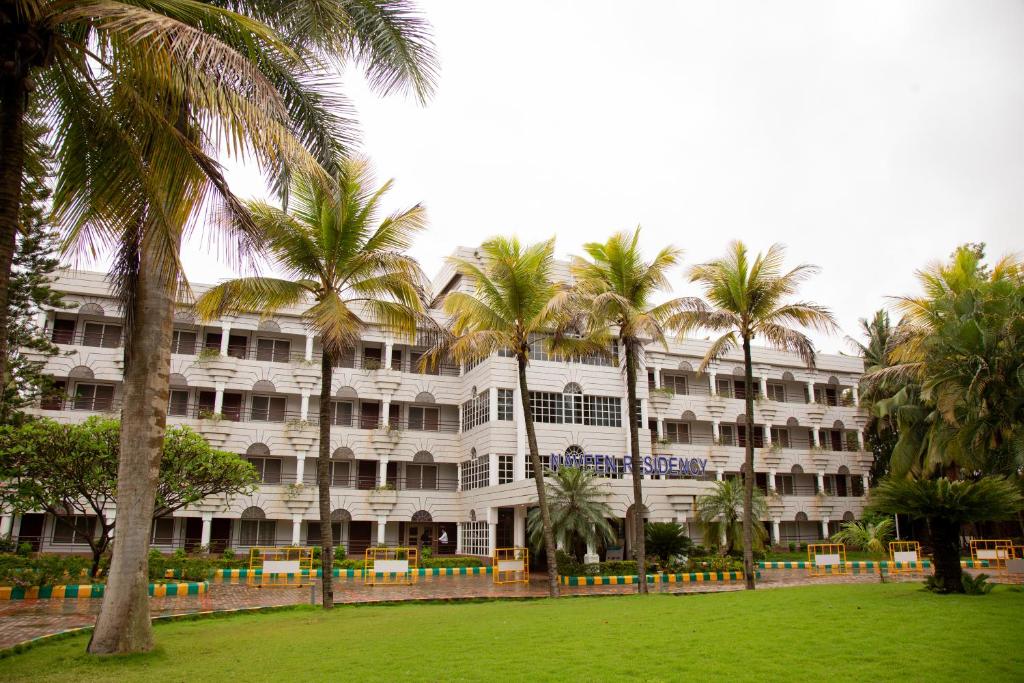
[5,583,1023,682]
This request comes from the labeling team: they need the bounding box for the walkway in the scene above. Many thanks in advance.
[0,571,921,651]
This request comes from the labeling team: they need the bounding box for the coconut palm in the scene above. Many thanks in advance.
[569,228,687,594]
[829,518,894,553]
[847,310,899,483]
[428,237,571,597]
[868,477,1022,593]
[666,242,837,589]
[527,466,616,559]
[195,157,426,609]
[75,1,436,654]
[696,478,768,555]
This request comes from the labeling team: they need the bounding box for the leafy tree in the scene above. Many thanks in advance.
[431,237,571,597]
[195,157,425,609]
[570,228,687,594]
[846,310,899,484]
[527,467,616,561]
[0,418,257,577]
[696,478,768,556]
[868,477,1021,593]
[667,242,837,589]
[829,518,894,553]
[644,522,693,565]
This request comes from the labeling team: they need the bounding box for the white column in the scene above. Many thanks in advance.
[384,341,393,370]
[856,430,865,451]
[381,399,390,428]
[457,404,463,435]
[861,473,870,494]
[213,382,225,415]
[488,453,500,488]
[811,427,820,448]
[764,424,773,447]
[378,459,389,487]
[653,369,662,390]
[487,520,498,557]
[514,387,526,479]
[456,462,463,492]
[513,507,526,548]
[768,469,776,492]
[376,517,387,545]
[852,385,860,407]
[820,518,830,540]
[295,455,306,484]
[300,391,310,421]
[760,377,768,398]
[584,537,599,565]
[200,513,212,548]
[817,472,826,494]
[640,398,649,426]
[456,524,463,554]
[806,381,816,403]
[621,392,631,451]
[305,334,314,362]
[291,514,302,545]
[489,388,499,423]
[1,514,13,538]
[709,372,717,395]
[771,520,780,545]
[656,419,665,440]
[219,324,231,355]
[711,420,720,443]
[716,469,724,481]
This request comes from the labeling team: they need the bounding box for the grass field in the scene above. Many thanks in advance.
[4,583,1022,682]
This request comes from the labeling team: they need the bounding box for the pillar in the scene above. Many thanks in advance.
[381,399,390,427]
[656,419,665,440]
[806,381,815,403]
[200,513,212,548]
[811,426,820,448]
[456,524,464,554]
[852,384,860,407]
[305,334,314,361]
[489,388,499,423]
[291,514,302,545]
[0,514,12,538]
[716,469,724,481]
[457,404,463,435]
[640,398,649,426]
[378,459,389,487]
[300,391,310,421]
[584,535,599,565]
[488,453,500,488]
[513,507,526,548]
[771,519,780,545]
[817,472,825,494]
[213,382,225,415]
[376,516,387,545]
[760,377,768,398]
[514,386,526,479]
[487,520,497,557]
[861,473,870,494]
[384,341,393,369]
[856,430,865,451]
[456,462,463,492]
[219,324,231,355]
[820,518,830,540]
[764,424,773,447]
[296,454,306,484]
[709,372,717,395]
[768,469,776,492]
[711,420,720,443]
[653,369,661,390]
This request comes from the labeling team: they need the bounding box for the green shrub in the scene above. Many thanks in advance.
[422,557,483,568]
[961,573,994,595]
[598,560,638,576]
[16,542,33,557]
[221,548,236,561]
[334,546,346,561]
[555,550,582,576]
[788,542,796,553]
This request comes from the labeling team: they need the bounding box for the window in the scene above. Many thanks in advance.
[737,425,764,448]
[663,374,688,395]
[770,427,790,448]
[330,461,351,487]
[852,476,865,497]
[52,516,95,544]
[647,372,656,391]
[248,457,282,484]
[716,378,733,397]
[461,390,490,431]
[255,338,290,363]
[168,390,189,417]
[530,392,563,424]
[362,346,383,369]
[498,454,514,484]
[767,382,786,402]
[72,383,114,411]
[524,453,551,479]
[171,329,197,355]
[250,395,286,422]
[406,464,437,490]
[527,334,560,362]
[563,384,583,424]
[774,474,795,495]
[497,389,514,421]
[718,424,736,446]
[461,453,489,491]
[152,517,175,545]
[331,401,353,426]
[461,521,489,556]
[81,322,122,348]
[239,519,275,546]
[41,380,66,410]
[307,522,342,545]
[408,406,440,431]
[815,386,839,406]
[665,422,690,444]
[51,318,75,344]
[584,395,622,427]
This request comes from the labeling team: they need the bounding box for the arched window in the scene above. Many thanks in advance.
[563,383,583,424]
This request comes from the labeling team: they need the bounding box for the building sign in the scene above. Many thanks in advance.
[549,452,708,478]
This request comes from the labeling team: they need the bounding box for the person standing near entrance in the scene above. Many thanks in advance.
[439,529,448,546]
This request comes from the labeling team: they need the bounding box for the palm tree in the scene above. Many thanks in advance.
[847,310,898,483]
[666,242,837,589]
[829,518,894,554]
[570,228,686,594]
[77,1,436,654]
[429,237,570,597]
[195,157,426,609]
[644,522,693,566]
[696,478,768,554]
[527,466,616,559]
[868,477,1022,592]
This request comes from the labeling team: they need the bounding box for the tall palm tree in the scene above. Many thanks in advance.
[666,242,837,589]
[527,466,616,558]
[570,228,686,594]
[847,309,898,483]
[696,478,768,554]
[75,1,436,654]
[429,237,570,597]
[195,157,426,609]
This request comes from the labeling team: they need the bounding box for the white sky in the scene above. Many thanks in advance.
[177,0,1023,354]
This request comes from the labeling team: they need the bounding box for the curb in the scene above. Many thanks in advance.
[0,581,208,601]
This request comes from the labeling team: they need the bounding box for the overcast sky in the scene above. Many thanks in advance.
[178,0,1023,354]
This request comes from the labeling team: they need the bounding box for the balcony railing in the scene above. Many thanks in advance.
[271,472,458,491]
[386,417,460,434]
[39,397,121,412]
[50,328,123,348]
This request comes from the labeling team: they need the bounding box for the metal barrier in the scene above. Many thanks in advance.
[807,543,847,576]
[247,546,313,588]
[364,547,418,586]
[493,547,529,585]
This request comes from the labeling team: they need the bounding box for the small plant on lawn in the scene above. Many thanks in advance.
[829,518,894,553]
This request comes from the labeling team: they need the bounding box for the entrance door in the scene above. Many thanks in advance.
[360,402,380,429]
[17,514,44,551]
[357,460,376,489]
[408,524,434,551]
[184,518,204,551]
[349,521,372,557]
[209,518,231,552]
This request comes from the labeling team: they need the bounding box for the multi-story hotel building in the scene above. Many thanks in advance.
[3,249,871,561]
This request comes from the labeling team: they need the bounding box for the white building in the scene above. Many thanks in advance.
[3,250,871,560]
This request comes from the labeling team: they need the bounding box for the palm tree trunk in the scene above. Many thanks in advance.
[89,248,176,654]
[741,334,756,590]
[518,353,559,597]
[317,348,334,608]
[624,340,648,594]
[930,516,964,593]
[0,76,27,413]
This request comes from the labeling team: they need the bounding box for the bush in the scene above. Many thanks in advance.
[422,556,483,568]
[334,546,346,562]
[788,542,796,553]
[645,522,693,564]
[555,550,582,576]
[16,542,33,557]
[221,548,235,561]
[598,560,638,576]
[961,573,994,595]
[0,554,94,587]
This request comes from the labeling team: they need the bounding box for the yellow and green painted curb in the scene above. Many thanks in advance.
[559,571,746,586]
[0,581,208,601]
[196,566,492,580]
[758,560,987,570]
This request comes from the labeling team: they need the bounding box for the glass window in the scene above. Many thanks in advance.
[82,322,122,348]
[770,427,790,448]
[663,374,688,395]
[330,461,351,487]
[256,338,290,363]
[51,318,75,344]
[496,389,514,421]
[460,454,489,491]
[767,382,786,402]
[239,519,275,546]
[171,329,197,355]
[665,422,690,444]
[529,392,563,424]
[52,516,95,544]
[73,383,114,411]
[406,464,437,490]
[168,390,189,417]
[461,390,490,431]
[718,424,736,446]
[584,395,622,427]
[460,521,489,556]
[331,401,353,426]
[250,395,286,422]
[248,457,282,484]
[498,454,514,484]
[408,406,439,431]
[151,517,175,544]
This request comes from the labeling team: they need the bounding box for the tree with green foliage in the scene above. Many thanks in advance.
[829,518,894,553]
[644,522,693,566]
[0,418,257,577]
[570,228,688,594]
[195,157,426,609]
[846,310,899,483]
[527,466,616,561]
[667,242,837,589]
[696,478,768,555]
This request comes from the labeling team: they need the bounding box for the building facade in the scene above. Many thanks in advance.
[3,251,871,560]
